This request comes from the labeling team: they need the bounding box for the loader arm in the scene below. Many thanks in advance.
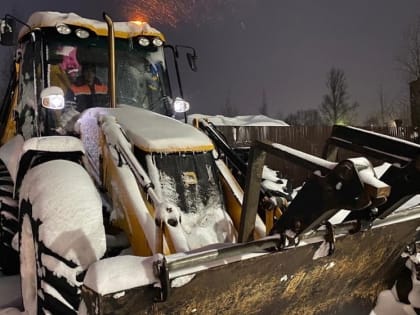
[196,118,290,234]
[239,140,389,241]
[195,119,247,184]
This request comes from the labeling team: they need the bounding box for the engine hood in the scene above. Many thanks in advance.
[78,106,214,153]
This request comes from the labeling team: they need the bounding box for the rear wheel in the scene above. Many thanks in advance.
[19,160,106,314]
[0,161,19,275]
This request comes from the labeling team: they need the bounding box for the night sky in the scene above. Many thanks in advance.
[1,0,420,121]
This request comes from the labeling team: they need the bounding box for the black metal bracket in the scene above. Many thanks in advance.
[239,140,389,242]
[153,257,170,302]
[324,125,420,219]
[325,222,336,256]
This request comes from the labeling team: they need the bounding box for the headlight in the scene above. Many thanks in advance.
[173,97,190,113]
[138,37,150,47]
[41,86,65,110]
[56,23,71,35]
[75,28,90,39]
[152,38,163,47]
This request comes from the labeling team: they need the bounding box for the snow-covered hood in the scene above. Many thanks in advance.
[78,106,214,153]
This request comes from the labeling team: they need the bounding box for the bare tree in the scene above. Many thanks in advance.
[363,115,380,127]
[285,109,324,126]
[397,17,420,82]
[259,88,268,116]
[394,92,411,125]
[379,83,386,126]
[320,67,359,125]
[365,86,410,127]
[221,88,239,117]
[397,17,420,126]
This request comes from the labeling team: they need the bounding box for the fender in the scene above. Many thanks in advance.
[0,134,24,184]
[15,136,85,192]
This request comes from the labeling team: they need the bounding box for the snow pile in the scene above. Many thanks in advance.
[159,165,237,249]
[0,136,24,183]
[22,136,85,154]
[0,308,23,315]
[371,259,420,315]
[79,106,214,153]
[188,114,289,126]
[83,255,158,295]
[20,11,164,41]
[374,162,392,178]
[261,166,294,199]
[113,106,214,153]
[19,160,106,268]
[76,108,107,184]
[371,290,417,315]
[0,274,21,312]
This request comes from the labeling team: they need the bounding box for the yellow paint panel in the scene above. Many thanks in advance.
[136,143,214,154]
[102,146,153,257]
[220,175,242,231]
[1,68,18,145]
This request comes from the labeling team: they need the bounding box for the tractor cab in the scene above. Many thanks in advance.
[0,12,183,140]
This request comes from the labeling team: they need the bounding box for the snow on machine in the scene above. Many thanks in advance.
[0,11,420,315]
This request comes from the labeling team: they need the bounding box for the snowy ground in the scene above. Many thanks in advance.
[2,199,420,315]
[2,256,420,315]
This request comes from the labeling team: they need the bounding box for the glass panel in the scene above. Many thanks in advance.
[153,151,225,214]
[151,151,236,247]
[43,31,170,135]
[16,39,42,139]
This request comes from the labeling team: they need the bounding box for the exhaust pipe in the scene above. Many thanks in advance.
[103,12,116,108]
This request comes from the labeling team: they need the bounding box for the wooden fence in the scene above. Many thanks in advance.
[215,125,419,186]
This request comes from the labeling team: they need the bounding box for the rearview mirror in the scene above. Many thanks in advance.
[0,16,16,46]
[186,52,197,72]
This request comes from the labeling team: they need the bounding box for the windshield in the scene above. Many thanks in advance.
[42,31,170,134]
[46,33,169,110]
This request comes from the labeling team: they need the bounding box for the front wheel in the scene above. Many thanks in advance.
[19,160,106,314]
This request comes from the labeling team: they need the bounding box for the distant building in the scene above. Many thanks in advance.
[188,114,289,127]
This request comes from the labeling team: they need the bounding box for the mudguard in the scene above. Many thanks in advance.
[0,135,24,184]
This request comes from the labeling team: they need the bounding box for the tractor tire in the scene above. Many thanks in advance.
[19,160,106,315]
[0,161,19,275]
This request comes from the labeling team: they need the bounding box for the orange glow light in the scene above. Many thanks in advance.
[130,20,146,26]
[120,0,229,27]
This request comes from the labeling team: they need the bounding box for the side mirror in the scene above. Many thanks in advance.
[186,52,197,72]
[0,16,16,46]
[41,86,65,110]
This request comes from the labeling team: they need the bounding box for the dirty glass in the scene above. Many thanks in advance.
[42,30,170,135]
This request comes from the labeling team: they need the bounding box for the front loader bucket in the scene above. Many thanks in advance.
[82,209,420,315]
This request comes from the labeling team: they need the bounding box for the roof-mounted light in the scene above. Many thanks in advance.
[152,38,163,47]
[138,37,150,47]
[75,28,90,39]
[56,23,71,35]
[131,20,145,26]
